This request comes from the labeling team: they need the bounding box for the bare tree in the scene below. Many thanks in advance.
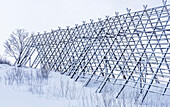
[4,29,29,64]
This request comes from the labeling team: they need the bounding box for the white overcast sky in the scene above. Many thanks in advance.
[0,0,168,58]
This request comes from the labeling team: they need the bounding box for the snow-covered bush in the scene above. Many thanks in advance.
[0,56,11,65]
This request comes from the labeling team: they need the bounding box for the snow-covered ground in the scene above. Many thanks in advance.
[0,64,169,107]
[0,64,98,107]
[0,85,69,107]
[0,65,67,107]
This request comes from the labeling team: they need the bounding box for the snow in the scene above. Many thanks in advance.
[0,65,68,107]
[0,64,95,107]
[0,85,68,107]
[0,64,169,107]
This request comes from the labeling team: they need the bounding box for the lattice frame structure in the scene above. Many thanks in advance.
[16,1,170,104]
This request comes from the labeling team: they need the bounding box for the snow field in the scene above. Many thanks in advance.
[0,64,169,107]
